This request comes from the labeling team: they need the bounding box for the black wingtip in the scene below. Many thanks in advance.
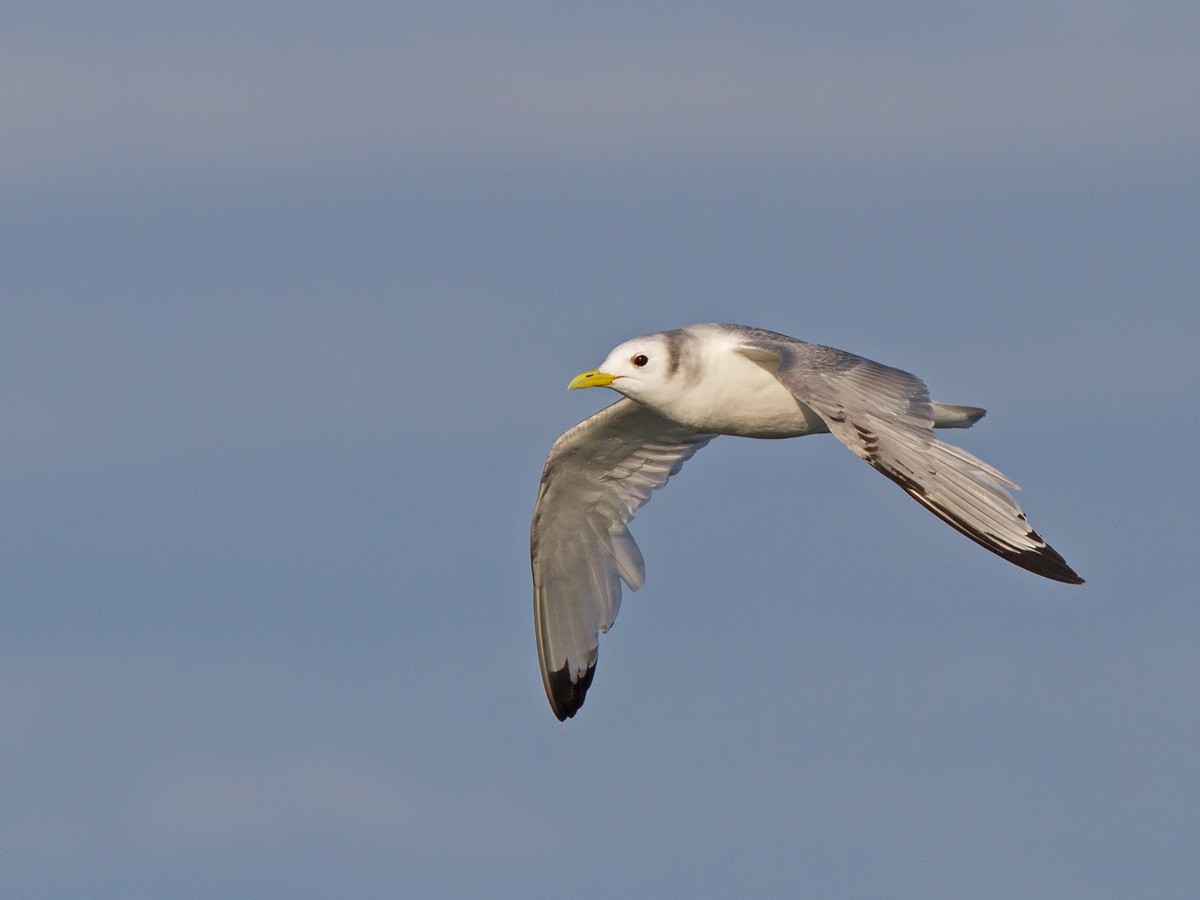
[547,662,596,721]
[1012,534,1084,584]
[882,465,1084,586]
[963,527,1084,585]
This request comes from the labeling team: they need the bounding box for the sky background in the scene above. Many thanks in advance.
[3,3,1198,897]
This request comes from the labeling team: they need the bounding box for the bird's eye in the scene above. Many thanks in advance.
[632,354,649,367]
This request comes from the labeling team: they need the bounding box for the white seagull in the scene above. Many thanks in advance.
[531,324,1082,720]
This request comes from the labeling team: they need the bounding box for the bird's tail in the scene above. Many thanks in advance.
[931,402,986,429]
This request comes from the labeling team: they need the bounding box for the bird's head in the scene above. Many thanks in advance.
[567,331,682,404]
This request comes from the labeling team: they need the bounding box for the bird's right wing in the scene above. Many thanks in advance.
[532,398,715,720]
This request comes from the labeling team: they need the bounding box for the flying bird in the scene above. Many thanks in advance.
[531,323,1082,721]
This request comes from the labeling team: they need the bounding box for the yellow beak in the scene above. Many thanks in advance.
[567,369,619,391]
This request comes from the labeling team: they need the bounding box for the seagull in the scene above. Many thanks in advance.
[531,323,1082,721]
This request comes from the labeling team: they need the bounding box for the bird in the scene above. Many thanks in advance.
[531,323,1082,721]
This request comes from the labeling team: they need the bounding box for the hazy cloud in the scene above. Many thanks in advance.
[137,754,548,856]
[3,26,1195,188]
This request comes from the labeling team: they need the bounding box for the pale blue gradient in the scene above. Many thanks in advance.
[2,4,1197,898]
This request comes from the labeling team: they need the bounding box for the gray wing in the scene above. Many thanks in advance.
[733,330,1083,584]
[531,398,715,720]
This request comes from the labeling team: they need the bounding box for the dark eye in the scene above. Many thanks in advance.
[631,354,649,367]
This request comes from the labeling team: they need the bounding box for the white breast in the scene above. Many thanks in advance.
[660,343,829,438]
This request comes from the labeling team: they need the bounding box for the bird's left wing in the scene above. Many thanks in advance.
[532,398,715,720]
[733,330,1082,584]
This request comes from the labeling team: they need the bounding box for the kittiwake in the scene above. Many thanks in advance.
[531,323,1083,721]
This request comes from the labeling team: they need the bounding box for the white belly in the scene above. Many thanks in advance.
[658,351,829,438]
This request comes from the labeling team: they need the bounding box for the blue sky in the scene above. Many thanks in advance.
[3,4,1198,897]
